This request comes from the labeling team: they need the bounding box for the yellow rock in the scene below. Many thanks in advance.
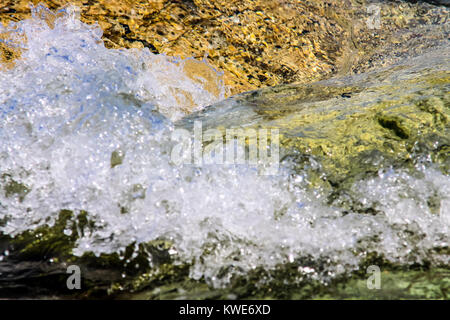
[0,0,446,96]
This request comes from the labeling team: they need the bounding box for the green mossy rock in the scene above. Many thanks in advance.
[179,48,449,190]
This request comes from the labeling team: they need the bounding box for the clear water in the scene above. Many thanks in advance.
[0,5,448,287]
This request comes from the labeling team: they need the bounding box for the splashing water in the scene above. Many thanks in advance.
[0,5,448,287]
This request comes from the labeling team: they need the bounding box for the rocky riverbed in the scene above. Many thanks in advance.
[0,1,448,299]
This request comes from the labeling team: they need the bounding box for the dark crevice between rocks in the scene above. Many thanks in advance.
[377,115,410,139]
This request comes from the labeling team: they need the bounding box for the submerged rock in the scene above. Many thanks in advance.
[179,45,449,186]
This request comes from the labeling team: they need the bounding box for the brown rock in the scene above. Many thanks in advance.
[0,0,447,95]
